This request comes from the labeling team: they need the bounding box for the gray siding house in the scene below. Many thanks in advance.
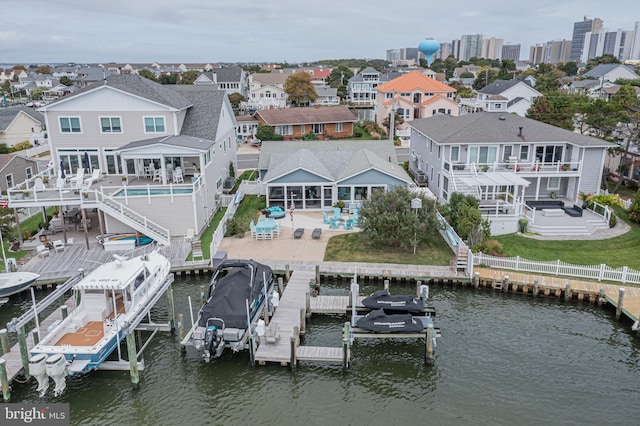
[409,112,613,234]
[259,140,411,210]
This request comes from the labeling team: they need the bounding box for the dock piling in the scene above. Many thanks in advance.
[166,284,176,332]
[177,313,184,341]
[415,280,422,298]
[502,276,510,293]
[285,264,290,282]
[17,328,30,380]
[199,285,205,304]
[299,309,306,335]
[616,288,625,320]
[0,358,10,401]
[425,324,435,365]
[384,279,389,292]
[533,279,539,297]
[61,305,68,320]
[126,332,139,389]
[0,329,9,354]
[305,292,311,318]
[564,283,572,302]
[598,288,606,305]
[249,334,256,367]
[315,265,320,285]
[278,277,284,296]
[473,272,480,289]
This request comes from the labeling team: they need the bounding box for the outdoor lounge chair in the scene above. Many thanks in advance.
[293,228,304,239]
[343,218,354,230]
[33,177,46,192]
[322,210,331,224]
[53,240,65,252]
[333,207,342,220]
[328,218,340,230]
[83,169,101,186]
[68,168,84,185]
[311,228,322,239]
[37,244,50,258]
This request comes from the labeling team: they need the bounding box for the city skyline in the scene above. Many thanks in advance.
[1,0,638,63]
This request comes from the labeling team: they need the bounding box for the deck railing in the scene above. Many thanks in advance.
[472,251,640,285]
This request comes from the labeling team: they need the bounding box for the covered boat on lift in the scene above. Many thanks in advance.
[192,260,275,361]
[361,289,427,313]
[355,308,427,333]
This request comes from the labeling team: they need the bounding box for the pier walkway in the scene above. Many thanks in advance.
[254,268,344,365]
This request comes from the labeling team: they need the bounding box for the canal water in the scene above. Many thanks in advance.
[2,276,639,425]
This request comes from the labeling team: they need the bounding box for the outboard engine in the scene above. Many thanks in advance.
[45,354,67,397]
[203,319,224,362]
[29,354,49,397]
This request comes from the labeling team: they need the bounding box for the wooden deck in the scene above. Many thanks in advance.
[19,238,208,283]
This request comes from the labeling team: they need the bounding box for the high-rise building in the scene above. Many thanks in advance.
[459,34,484,61]
[570,16,603,62]
[501,44,521,61]
[630,21,640,60]
[434,42,452,60]
[451,39,461,60]
[544,40,572,64]
[529,44,546,65]
[582,28,636,61]
[482,37,504,59]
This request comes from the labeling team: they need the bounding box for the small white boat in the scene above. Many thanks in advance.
[0,272,40,298]
[29,250,171,396]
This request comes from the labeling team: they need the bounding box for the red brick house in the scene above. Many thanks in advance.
[256,106,357,140]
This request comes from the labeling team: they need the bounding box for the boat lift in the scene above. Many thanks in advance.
[348,280,441,365]
[1,262,177,401]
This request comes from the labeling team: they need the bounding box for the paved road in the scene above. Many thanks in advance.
[237,151,259,170]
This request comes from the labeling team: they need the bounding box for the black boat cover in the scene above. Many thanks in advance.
[355,309,425,333]
[198,260,274,329]
[361,289,426,313]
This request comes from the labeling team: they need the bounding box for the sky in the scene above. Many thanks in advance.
[1,0,638,64]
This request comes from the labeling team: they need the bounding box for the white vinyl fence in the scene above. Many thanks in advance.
[472,251,640,285]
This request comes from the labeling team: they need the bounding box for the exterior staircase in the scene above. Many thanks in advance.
[95,190,171,245]
[450,166,481,198]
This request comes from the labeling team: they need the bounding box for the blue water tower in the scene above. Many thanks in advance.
[418,38,440,66]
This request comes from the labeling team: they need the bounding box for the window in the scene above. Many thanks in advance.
[312,123,323,134]
[300,124,305,134]
[100,117,122,133]
[547,176,560,190]
[450,146,460,162]
[469,146,498,164]
[59,117,81,133]
[25,167,33,179]
[336,122,343,132]
[216,177,223,190]
[520,145,529,161]
[503,146,513,162]
[275,125,292,135]
[6,174,13,189]
[536,145,563,163]
[144,117,165,133]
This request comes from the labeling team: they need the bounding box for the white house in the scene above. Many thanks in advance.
[459,79,542,117]
[582,64,640,82]
[7,74,238,243]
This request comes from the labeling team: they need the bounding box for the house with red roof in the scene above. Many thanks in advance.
[255,106,357,140]
[374,70,459,128]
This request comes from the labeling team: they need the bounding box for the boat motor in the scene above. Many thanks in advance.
[203,318,224,362]
[29,353,49,397]
[45,354,68,397]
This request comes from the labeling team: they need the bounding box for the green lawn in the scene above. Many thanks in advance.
[228,195,266,232]
[495,208,640,269]
[324,231,453,265]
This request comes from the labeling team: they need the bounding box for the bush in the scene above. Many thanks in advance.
[608,214,617,228]
[11,141,32,152]
[302,131,317,141]
[224,218,246,237]
[473,239,504,256]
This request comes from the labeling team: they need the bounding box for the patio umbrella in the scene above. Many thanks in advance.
[59,160,65,179]
[83,151,91,172]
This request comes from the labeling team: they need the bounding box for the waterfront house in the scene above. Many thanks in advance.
[459,79,542,117]
[7,74,237,243]
[374,70,459,129]
[255,106,357,140]
[409,112,614,234]
[258,140,412,209]
[0,107,46,148]
[347,67,391,121]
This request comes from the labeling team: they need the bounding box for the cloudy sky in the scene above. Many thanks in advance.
[1,0,637,64]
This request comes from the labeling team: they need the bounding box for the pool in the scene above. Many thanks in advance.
[113,187,194,197]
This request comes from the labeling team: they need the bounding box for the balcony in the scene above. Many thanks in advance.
[444,160,581,177]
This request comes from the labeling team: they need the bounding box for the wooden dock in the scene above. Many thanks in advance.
[18,238,209,283]
[474,267,640,325]
[254,268,345,366]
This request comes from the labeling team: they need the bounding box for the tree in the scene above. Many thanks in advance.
[179,70,200,85]
[59,76,73,86]
[557,62,579,76]
[628,188,640,223]
[472,68,499,90]
[439,192,489,245]
[284,72,317,106]
[326,65,353,88]
[585,54,619,72]
[497,59,516,79]
[228,93,245,108]
[611,85,640,192]
[138,69,159,82]
[29,87,46,100]
[459,71,475,79]
[159,73,177,85]
[35,65,51,74]
[255,125,283,141]
[582,98,621,139]
[12,64,26,71]
[359,186,437,250]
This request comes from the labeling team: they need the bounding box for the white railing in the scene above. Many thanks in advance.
[95,190,171,245]
[25,143,50,157]
[436,211,466,253]
[584,200,611,223]
[210,191,242,255]
[473,251,640,285]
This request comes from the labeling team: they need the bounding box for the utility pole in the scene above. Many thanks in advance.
[389,90,396,144]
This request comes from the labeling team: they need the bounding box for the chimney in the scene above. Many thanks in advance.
[518,127,523,137]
